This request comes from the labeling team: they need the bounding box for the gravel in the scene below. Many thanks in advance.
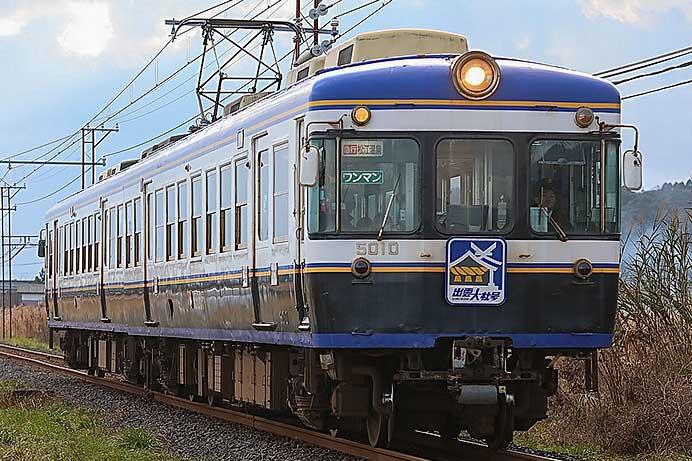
[0,355,361,461]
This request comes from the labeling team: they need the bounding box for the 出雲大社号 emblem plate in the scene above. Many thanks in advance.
[446,237,506,306]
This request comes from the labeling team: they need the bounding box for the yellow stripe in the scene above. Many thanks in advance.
[371,267,445,273]
[308,99,621,110]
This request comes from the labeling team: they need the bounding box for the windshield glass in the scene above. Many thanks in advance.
[308,138,421,234]
[435,139,514,234]
[529,140,619,234]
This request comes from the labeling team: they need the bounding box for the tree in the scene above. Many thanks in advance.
[34,268,45,283]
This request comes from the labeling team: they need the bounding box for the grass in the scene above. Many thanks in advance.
[0,336,55,353]
[0,380,176,461]
[516,420,692,461]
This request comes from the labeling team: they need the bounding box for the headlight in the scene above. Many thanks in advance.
[574,106,595,128]
[452,51,501,100]
[351,106,371,126]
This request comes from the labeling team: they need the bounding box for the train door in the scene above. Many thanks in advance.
[99,200,108,322]
[142,180,156,326]
[294,119,308,329]
[250,133,274,330]
[52,220,59,320]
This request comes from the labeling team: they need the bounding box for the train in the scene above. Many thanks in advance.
[39,29,643,448]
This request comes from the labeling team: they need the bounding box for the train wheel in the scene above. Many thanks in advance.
[366,411,390,448]
[485,393,514,450]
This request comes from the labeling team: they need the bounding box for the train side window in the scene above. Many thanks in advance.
[48,229,53,278]
[191,175,203,257]
[94,213,100,271]
[337,44,353,66]
[234,158,248,250]
[273,144,289,242]
[258,150,269,241]
[134,198,141,266]
[166,185,176,261]
[307,139,337,233]
[63,225,68,275]
[69,222,75,275]
[155,189,165,262]
[108,207,116,268]
[177,181,188,259]
[125,201,133,268]
[75,220,81,274]
[116,204,124,268]
[206,170,218,254]
[81,218,87,273]
[146,192,154,261]
[87,216,93,272]
[220,164,232,252]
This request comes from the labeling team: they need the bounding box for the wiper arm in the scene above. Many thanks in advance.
[377,175,401,241]
[540,207,568,242]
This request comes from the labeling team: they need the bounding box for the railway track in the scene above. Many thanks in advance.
[0,342,561,461]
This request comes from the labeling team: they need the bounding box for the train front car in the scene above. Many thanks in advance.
[300,35,623,447]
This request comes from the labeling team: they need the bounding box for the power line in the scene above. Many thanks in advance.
[336,0,394,39]
[623,78,692,100]
[0,134,74,162]
[613,58,692,85]
[595,45,692,78]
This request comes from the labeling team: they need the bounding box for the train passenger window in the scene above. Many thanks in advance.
[87,216,93,271]
[273,144,289,242]
[529,140,620,235]
[258,150,269,241]
[234,159,248,250]
[206,170,218,254]
[94,213,100,271]
[48,230,53,278]
[436,139,514,234]
[81,218,87,273]
[69,222,74,274]
[126,201,133,267]
[177,182,188,258]
[117,205,124,268]
[307,139,337,233]
[220,164,232,252]
[134,198,141,266]
[166,185,176,261]
[75,220,81,274]
[146,192,154,261]
[108,208,116,268]
[191,176,203,257]
[340,138,420,234]
[155,190,165,262]
[63,225,68,275]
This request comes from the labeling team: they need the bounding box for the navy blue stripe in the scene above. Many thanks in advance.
[309,104,620,114]
[48,320,612,349]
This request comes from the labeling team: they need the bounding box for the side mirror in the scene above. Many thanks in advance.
[623,149,643,191]
[38,239,46,258]
[299,145,321,186]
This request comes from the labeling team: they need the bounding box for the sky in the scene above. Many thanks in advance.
[0,0,691,278]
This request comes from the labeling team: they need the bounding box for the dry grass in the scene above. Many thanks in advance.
[527,212,692,458]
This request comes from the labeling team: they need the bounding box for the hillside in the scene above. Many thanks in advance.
[622,180,692,229]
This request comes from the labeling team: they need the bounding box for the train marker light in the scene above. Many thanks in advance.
[351,257,372,278]
[351,106,372,126]
[575,107,594,128]
[453,51,501,100]
[573,258,593,279]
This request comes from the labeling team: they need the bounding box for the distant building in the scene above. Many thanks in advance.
[1,280,44,306]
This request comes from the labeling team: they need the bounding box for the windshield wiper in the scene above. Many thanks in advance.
[377,175,401,241]
[540,207,568,242]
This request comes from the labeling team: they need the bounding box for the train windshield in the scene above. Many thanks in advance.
[435,139,514,234]
[529,140,619,235]
[308,138,421,234]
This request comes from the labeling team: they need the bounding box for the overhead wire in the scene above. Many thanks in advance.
[613,58,692,85]
[623,78,692,100]
[595,45,692,78]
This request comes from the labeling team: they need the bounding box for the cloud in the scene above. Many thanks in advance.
[58,2,114,57]
[581,0,692,24]
[515,36,531,52]
[0,9,31,37]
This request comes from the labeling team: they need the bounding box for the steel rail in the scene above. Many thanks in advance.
[0,343,560,461]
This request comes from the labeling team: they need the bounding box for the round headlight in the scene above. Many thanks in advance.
[351,106,371,126]
[351,257,371,279]
[574,258,593,279]
[452,52,501,100]
[575,107,595,128]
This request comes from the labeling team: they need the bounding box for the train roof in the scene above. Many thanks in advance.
[46,39,619,221]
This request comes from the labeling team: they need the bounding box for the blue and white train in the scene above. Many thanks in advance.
[40,29,642,448]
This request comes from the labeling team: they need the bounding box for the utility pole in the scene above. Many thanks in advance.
[313,0,320,46]
[0,185,24,339]
[81,125,119,189]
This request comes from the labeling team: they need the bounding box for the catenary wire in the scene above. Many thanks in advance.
[595,45,692,78]
[622,78,692,100]
[612,58,692,85]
